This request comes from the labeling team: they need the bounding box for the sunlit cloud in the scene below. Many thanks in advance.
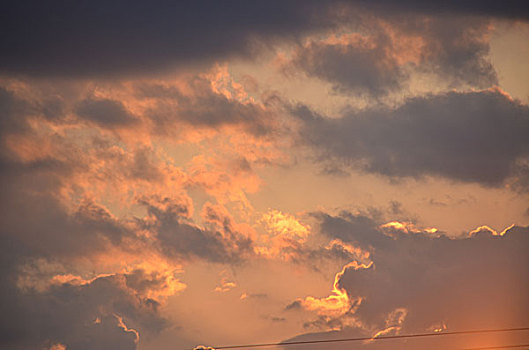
[1,2,528,350]
[301,261,370,317]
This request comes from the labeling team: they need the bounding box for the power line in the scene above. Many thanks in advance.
[462,345,529,350]
[188,326,529,350]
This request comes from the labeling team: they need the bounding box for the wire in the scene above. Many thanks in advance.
[187,326,529,350]
[462,345,529,350]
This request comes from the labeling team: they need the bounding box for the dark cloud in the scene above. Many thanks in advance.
[128,146,165,182]
[137,78,278,136]
[0,87,32,136]
[2,188,120,260]
[289,32,404,97]
[287,16,496,96]
[285,300,302,311]
[314,211,388,249]
[0,174,167,349]
[352,0,529,19]
[0,181,153,348]
[419,17,496,88]
[0,86,65,146]
[296,89,529,186]
[2,1,527,78]
[138,197,254,263]
[0,0,334,77]
[0,268,167,350]
[283,212,529,349]
[75,97,138,128]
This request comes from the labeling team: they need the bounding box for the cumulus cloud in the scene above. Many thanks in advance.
[285,211,529,348]
[296,88,529,187]
[0,78,273,348]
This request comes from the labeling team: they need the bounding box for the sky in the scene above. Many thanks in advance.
[1,1,529,350]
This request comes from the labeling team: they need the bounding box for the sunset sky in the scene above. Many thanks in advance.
[1,1,529,350]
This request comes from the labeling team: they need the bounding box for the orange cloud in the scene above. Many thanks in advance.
[298,261,372,321]
[256,210,311,261]
[261,210,310,241]
[380,221,439,235]
[469,224,514,237]
[114,313,140,344]
[214,270,237,293]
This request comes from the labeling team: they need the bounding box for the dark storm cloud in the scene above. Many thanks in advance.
[283,212,529,349]
[1,1,528,78]
[0,0,333,77]
[296,89,529,186]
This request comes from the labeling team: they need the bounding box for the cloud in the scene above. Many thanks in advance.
[2,6,528,349]
[285,211,529,348]
[288,32,405,97]
[0,160,191,349]
[286,15,496,96]
[0,80,263,348]
[296,88,529,187]
[214,270,237,293]
[75,97,139,128]
[0,87,32,137]
[0,1,337,77]
[353,0,529,19]
[0,270,169,350]
[3,1,527,78]
[139,197,254,263]
[0,152,182,349]
[0,78,268,266]
[137,72,279,137]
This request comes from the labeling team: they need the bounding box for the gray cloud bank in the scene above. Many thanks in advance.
[1,1,528,77]
[296,89,529,187]
[0,0,332,77]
